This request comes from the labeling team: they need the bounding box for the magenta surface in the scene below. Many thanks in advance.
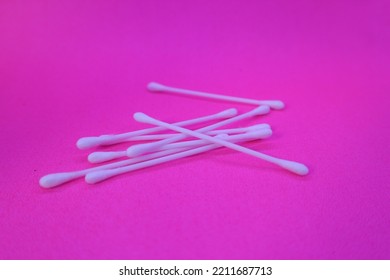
[1,0,389,259]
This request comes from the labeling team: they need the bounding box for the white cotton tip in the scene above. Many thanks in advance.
[39,172,80,188]
[246,128,272,139]
[76,135,113,150]
[249,124,271,131]
[216,108,238,118]
[88,151,126,163]
[126,142,157,157]
[133,112,153,124]
[147,82,166,92]
[253,105,271,115]
[77,137,101,149]
[277,160,309,176]
[261,100,285,110]
[85,170,116,184]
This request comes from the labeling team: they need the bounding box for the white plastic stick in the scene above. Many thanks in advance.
[207,124,270,135]
[127,105,270,157]
[85,131,270,184]
[88,125,271,163]
[133,113,309,176]
[94,123,270,142]
[40,131,270,188]
[76,108,238,149]
[148,82,285,110]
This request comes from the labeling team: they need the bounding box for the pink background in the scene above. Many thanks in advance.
[1,0,389,259]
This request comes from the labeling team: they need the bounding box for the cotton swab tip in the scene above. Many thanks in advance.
[277,160,309,176]
[85,170,115,184]
[76,135,114,149]
[253,105,271,115]
[76,137,100,149]
[246,128,273,139]
[216,108,238,118]
[88,152,125,163]
[39,172,79,188]
[126,142,155,157]
[147,82,166,92]
[133,112,152,123]
[262,100,285,110]
[249,124,271,131]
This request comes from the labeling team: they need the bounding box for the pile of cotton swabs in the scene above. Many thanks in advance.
[40,82,309,188]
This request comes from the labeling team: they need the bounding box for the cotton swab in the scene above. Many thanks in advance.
[85,131,271,184]
[133,112,309,176]
[147,82,285,110]
[76,108,238,149]
[89,128,272,163]
[89,123,271,143]
[88,125,271,163]
[127,105,270,157]
[40,148,189,188]
[40,130,271,188]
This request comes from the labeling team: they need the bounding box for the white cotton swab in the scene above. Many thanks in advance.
[40,148,189,188]
[127,105,270,157]
[88,124,271,163]
[147,82,285,110]
[85,130,272,184]
[76,108,238,149]
[133,112,309,176]
[121,123,271,141]
[89,128,273,163]
[40,130,271,188]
